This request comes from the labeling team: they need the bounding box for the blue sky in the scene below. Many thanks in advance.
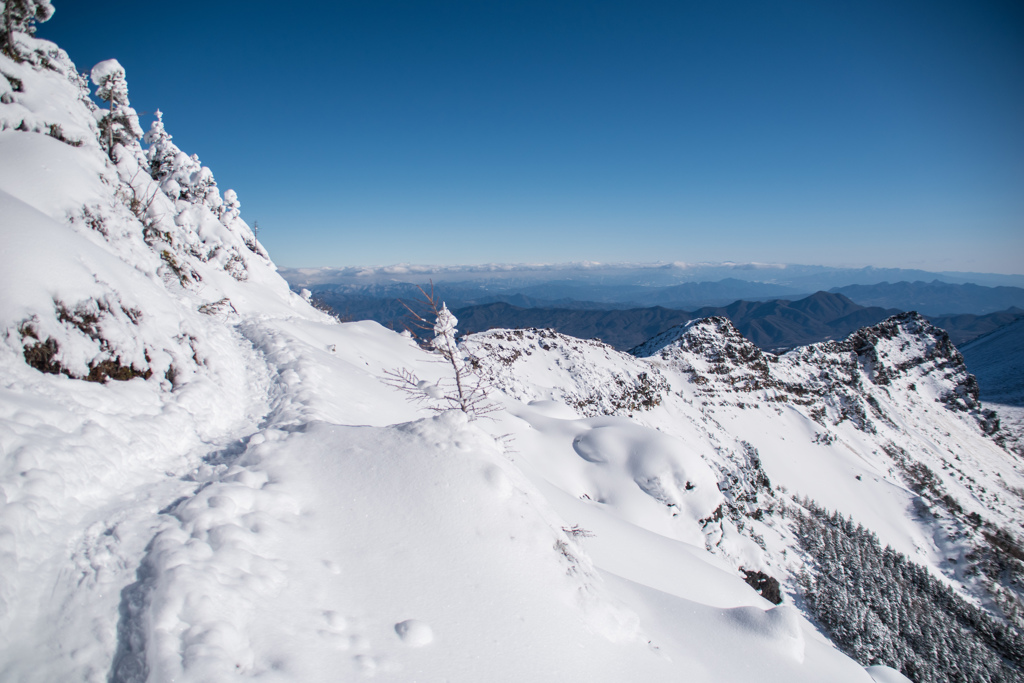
[40,0,1024,272]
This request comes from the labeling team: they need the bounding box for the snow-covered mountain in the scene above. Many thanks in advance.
[1,6,1021,682]
[469,316,1024,680]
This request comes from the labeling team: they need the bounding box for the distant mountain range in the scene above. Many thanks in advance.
[303,277,1024,322]
[300,275,1024,353]
[453,293,1024,351]
[453,292,898,351]
[303,278,807,314]
[831,280,1024,315]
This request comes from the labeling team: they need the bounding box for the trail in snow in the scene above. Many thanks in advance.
[0,318,275,683]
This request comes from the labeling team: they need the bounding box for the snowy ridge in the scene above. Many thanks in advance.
[632,315,778,392]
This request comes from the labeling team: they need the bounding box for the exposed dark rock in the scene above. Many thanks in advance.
[86,359,152,383]
[741,569,782,604]
[23,337,65,376]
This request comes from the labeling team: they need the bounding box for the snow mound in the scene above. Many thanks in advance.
[393,619,433,647]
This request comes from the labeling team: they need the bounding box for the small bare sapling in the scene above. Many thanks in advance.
[384,283,497,420]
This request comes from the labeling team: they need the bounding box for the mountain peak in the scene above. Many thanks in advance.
[820,311,969,391]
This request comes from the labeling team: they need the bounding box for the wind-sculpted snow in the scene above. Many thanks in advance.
[113,413,655,681]
[511,404,723,540]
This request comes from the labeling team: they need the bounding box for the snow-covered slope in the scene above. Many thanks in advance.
[1,7,1018,683]
[468,316,1024,680]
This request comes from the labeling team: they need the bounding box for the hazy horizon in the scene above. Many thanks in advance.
[282,260,1024,279]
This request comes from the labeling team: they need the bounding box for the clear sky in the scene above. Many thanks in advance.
[38,0,1024,273]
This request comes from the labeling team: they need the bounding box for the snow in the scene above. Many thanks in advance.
[0,130,109,219]
[0,15,1018,683]
[865,665,915,683]
[90,58,124,86]
[504,401,722,544]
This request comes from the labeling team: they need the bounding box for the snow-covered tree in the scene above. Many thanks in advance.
[1,0,54,56]
[177,153,217,205]
[795,499,1024,681]
[143,109,175,180]
[429,303,478,413]
[220,188,241,223]
[141,110,220,208]
[91,59,142,159]
[385,283,496,419]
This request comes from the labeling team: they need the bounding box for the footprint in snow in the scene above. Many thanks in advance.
[317,629,351,649]
[394,619,433,646]
[317,610,355,649]
[323,610,348,630]
[353,654,379,674]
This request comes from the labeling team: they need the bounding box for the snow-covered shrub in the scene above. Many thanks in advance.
[159,249,197,287]
[224,251,248,281]
[17,297,155,383]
